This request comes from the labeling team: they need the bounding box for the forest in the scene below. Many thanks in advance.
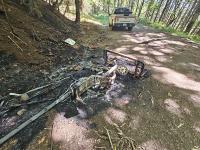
[39,0,200,40]
[6,0,199,40]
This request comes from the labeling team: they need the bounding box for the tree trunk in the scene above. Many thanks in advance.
[164,0,173,22]
[154,0,164,22]
[150,5,157,21]
[137,0,144,17]
[176,0,192,30]
[191,21,200,34]
[114,0,116,7]
[135,0,140,16]
[80,0,83,11]
[117,0,120,7]
[173,0,186,28]
[63,1,70,16]
[180,0,197,31]
[166,0,181,27]
[197,28,200,35]
[158,0,171,22]
[130,0,134,10]
[107,0,111,14]
[75,0,80,23]
[185,1,200,32]
[145,0,154,18]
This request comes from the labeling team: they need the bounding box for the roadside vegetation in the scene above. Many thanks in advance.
[62,0,200,43]
[52,0,200,43]
[140,18,200,43]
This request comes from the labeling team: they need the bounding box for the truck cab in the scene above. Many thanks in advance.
[109,7,136,31]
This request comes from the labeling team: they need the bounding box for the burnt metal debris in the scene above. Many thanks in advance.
[0,46,149,145]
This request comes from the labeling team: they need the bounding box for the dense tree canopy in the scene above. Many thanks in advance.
[11,0,200,35]
[88,0,200,35]
[83,0,199,35]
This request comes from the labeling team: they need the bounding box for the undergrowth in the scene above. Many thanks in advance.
[140,18,200,43]
[75,12,200,43]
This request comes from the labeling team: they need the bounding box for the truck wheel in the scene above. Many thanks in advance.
[128,27,133,31]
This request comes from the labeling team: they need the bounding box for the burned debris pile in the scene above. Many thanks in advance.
[0,43,149,145]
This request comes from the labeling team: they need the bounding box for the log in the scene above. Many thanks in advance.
[106,49,137,62]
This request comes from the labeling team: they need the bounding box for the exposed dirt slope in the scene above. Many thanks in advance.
[0,1,76,63]
[0,2,109,149]
[0,1,107,97]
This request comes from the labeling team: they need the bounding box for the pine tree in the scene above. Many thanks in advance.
[75,0,80,23]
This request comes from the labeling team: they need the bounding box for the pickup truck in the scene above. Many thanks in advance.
[109,7,136,31]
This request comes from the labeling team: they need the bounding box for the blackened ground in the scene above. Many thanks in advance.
[0,1,108,149]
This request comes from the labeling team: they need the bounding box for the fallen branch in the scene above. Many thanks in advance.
[9,77,70,102]
[94,146,106,149]
[9,83,52,98]
[1,98,55,112]
[117,137,136,150]
[94,130,120,141]
[10,32,28,46]
[106,49,137,62]
[0,89,72,145]
[113,123,136,149]
[105,128,114,150]
[8,35,23,52]
[147,90,154,106]
[0,65,130,145]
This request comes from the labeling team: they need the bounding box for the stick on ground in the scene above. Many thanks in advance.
[10,32,28,45]
[0,90,71,145]
[8,35,23,52]
[105,128,114,150]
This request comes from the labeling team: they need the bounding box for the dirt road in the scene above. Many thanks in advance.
[46,24,200,150]
[95,24,200,149]
[1,24,200,150]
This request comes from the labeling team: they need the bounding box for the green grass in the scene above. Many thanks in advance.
[91,14,109,25]
[80,13,109,25]
[140,18,200,43]
[81,13,200,43]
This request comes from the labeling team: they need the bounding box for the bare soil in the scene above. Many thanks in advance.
[91,25,200,150]
[1,2,200,150]
[0,2,107,150]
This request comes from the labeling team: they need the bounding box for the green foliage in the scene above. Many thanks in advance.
[78,0,200,40]
[140,18,200,43]
[80,13,109,25]
[92,14,109,25]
